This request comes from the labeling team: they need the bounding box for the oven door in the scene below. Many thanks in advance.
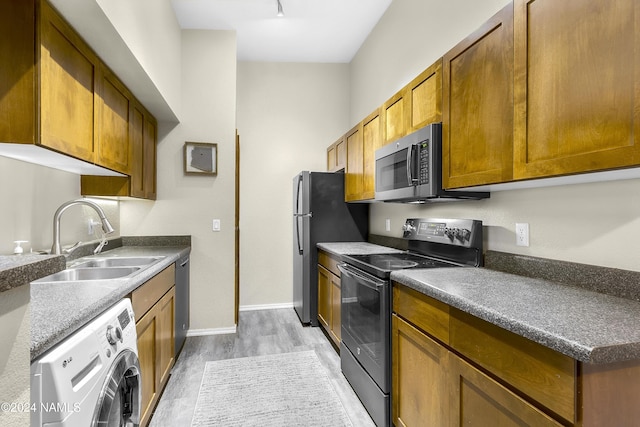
[339,263,390,393]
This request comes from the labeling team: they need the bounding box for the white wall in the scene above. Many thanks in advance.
[121,30,238,330]
[352,0,640,272]
[236,62,350,308]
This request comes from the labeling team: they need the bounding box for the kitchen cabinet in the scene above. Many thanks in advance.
[80,101,157,200]
[405,59,443,133]
[345,123,364,201]
[513,0,640,179]
[392,282,640,426]
[0,0,136,173]
[39,0,99,163]
[96,65,132,174]
[442,3,514,189]
[344,109,382,202]
[132,265,176,427]
[392,314,450,427]
[327,136,346,172]
[449,354,562,426]
[382,91,407,145]
[362,109,382,200]
[317,250,341,347]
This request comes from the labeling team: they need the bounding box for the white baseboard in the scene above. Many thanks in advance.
[239,302,294,312]
[186,325,237,337]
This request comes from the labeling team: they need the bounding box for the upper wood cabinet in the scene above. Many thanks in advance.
[362,108,382,200]
[97,65,132,174]
[382,91,408,145]
[81,101,157,200]
[327,136,346,172]
[345,123,364,201]
[39,0,99,163]
[1,0,157,197]
[406,59,443,133]
[513,0,640,179]
[442,3,514,189]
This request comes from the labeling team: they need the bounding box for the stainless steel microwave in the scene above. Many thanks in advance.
[374,123,489,203]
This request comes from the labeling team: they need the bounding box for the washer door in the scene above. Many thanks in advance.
[92,349,141,427]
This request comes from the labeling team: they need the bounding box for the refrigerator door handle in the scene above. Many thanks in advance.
[293,213,312,217]
[295,174,304,255]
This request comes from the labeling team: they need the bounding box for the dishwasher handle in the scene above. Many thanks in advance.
[179,258,189,268]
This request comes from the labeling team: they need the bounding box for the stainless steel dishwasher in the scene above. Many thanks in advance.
[175,255,190,355]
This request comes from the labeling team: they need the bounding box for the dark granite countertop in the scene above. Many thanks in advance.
[31,240,190,361]
[317,242,403,257]
[0,254,66,293]
[392,267,640,365]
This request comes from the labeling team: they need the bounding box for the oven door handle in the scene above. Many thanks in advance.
[337,264,386,290]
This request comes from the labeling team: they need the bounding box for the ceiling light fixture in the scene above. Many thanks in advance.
[277,0,284,17]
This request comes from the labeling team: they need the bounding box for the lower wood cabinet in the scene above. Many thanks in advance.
[318,250,342,347]
[132,265,176,427]
[392,282,640,426]
[392,314,449,427]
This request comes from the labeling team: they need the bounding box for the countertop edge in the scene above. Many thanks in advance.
[391,269,639,365]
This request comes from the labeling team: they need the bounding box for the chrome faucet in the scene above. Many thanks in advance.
[51,199,115,255]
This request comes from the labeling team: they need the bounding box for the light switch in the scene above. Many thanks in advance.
[213,219,221,231]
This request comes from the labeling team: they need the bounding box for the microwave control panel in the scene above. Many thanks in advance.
[417,141,430,185]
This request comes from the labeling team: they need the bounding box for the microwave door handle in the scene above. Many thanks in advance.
[407,144,419,185]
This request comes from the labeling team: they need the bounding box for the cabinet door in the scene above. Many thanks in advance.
[335,137,346,171]
[330,274,341,344]
[97,65,131,174]
[345,123,364,201]
[157,287,175,388]
[362,109,382,200]
[39,1,97,162]
[450,355,563,427]
[143,115,157,200]
[327,144,337,171]
[383,91,408,145]
[392,314,450,427]
[136,306,158,427]
[0,0,35,144]
[407,59,443,132]
[513,0,640,179]
[442,4,514,189]
[130,104,145,198]
[317,265,331,330]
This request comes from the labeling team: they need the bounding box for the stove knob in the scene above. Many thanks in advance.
[444,228,455,241]
[106,325,123,346]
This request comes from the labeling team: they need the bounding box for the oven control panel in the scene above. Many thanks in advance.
[402,218,482,248]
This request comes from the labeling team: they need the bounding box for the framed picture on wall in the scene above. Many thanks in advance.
[184,142,217,176]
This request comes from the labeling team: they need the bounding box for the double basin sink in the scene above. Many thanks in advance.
[33,256,165,283]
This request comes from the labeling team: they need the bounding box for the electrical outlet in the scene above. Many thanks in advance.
[516,223,529,247]
[385,219,391,232]
[212,219,221,232]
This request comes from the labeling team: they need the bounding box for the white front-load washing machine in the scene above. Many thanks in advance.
[31,298,141,426]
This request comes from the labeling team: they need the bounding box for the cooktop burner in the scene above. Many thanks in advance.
[344,252,458,279]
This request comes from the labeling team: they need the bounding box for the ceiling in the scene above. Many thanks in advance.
[171,0,392,63]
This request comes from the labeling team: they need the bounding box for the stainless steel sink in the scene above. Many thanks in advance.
[33,267,140,283]
[71,257,162,268]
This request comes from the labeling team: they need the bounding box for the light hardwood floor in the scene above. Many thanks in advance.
[149,308,376,426]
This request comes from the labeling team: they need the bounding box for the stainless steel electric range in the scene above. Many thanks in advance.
[338,218,483,427]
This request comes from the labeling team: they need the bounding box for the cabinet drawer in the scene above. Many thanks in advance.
[318,251,341,277]
[132,264,175,319]
[450,308,576,424]
[393,284,449,345]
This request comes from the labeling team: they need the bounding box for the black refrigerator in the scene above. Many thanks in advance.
[293,171,369,326]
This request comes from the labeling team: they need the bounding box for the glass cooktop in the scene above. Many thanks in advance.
[344,252,459,279]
